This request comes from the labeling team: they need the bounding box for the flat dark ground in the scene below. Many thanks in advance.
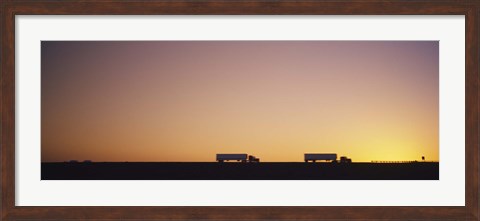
[41,162,438,180]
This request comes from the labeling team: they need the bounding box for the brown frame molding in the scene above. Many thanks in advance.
[1,1,478,220]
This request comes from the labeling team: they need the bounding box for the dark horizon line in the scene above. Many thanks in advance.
[41,161,440,163]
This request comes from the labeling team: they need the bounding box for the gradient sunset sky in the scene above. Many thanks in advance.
[41,41,439,162]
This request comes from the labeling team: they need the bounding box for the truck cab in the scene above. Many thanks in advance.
[339,156,352,163]
[248,155,260,163]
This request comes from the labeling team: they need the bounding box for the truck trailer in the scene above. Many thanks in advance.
[216,154,260,163]
[304,153,337,162]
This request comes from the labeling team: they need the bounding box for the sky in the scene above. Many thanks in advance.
[41,41,439,162]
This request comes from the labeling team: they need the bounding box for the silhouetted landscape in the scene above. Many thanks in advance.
[41,162,439,180]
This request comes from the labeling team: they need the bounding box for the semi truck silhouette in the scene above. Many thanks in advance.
[216,154,260,163]
[304,153,352,163]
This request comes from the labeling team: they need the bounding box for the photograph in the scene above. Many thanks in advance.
[3,1,476,220]
[41,41,439,180]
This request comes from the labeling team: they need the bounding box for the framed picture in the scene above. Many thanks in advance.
[1,1,478,220]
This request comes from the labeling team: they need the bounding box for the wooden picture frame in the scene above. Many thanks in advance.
[1,1,478,220]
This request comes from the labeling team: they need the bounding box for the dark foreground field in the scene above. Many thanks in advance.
[42,162,438,180]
